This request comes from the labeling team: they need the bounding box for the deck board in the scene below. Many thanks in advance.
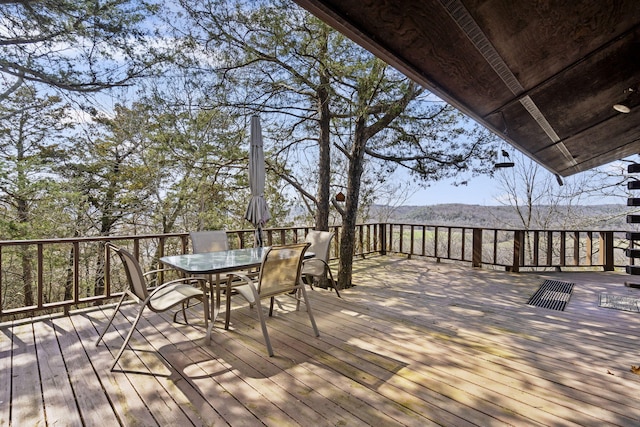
[11,322,45,426]
[69,310,161,427]
[2,255,640,426]
[0,323,12,426]
[35,319,83,427]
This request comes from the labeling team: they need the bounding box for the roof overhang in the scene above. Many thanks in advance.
[293,0,640,177]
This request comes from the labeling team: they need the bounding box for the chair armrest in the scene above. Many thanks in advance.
[225,272,255,287]
[143,267,175,277]
[226,272,258,304]
[147,276,208,296]
[144,267,183,287]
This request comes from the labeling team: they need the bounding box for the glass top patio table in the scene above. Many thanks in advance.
[160,247,269,338]
[160,247,268,276]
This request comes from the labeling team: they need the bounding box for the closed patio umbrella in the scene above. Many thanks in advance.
[244,115,271,246]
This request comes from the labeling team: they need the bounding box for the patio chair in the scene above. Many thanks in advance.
[190,230,229,253]
[225,242,319,356]
[190,229,259,321]
[189,229,231,290]
[301,230,340,297]
[96,243,209,371]
[190,228,254,288]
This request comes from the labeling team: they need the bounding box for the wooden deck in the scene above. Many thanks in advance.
[2,255,640,426]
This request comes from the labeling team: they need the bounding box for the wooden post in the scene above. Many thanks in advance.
[409,225,415,259]
[472,228,482,268]
[600,231,614,271]
[434,226,439,260]
[586,231,593,266]
[379,223,387,255]
[511,230,522,273]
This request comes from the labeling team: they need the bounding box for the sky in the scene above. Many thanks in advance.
[388,153,631,207]
[404,175,504,206]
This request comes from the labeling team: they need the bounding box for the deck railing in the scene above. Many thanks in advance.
[0,223,628,319]
[383,224,625,272]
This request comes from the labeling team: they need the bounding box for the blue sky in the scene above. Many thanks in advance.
[393,153,630,207]
[404,175,503,205]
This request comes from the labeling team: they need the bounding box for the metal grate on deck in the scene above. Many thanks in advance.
[527,280,574,311]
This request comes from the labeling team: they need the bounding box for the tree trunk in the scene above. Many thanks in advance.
[337,119,367,289]
[315,30,331,232]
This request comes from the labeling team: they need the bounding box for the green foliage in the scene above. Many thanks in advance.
[0,85,73,239]
[0,0,169,99]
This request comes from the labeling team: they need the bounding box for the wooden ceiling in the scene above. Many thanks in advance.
[293,0,640,177]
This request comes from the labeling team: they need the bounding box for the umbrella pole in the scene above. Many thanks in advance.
[255,224,264,247]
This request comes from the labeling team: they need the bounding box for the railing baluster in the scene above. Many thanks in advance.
[493,229,498,264]
[73,241,79,306]
[461,228,466,261]
[560,231,567,267]
[37,243,44,309]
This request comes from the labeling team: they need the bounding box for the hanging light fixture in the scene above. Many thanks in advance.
[613,87,637,113]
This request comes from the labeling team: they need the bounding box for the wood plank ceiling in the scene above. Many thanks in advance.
[293,0,640,177]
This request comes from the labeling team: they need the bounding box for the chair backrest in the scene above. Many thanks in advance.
[190,230,229,253]
[107,243,148,302]
[258,243,310,298]
[305,230,333,262]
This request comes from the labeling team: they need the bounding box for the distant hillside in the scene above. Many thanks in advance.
[366,203,636,230]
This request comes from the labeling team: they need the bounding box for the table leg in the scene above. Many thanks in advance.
[206,273,222,341]
[225,278,232,330]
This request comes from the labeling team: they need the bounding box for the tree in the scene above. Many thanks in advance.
[136,77,254,233]
[0,85,73,306]
[62,103,161,295]
[0,0,169,100]
[180,0,498,287]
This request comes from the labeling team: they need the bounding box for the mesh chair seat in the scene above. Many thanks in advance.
[147,282,205,312]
